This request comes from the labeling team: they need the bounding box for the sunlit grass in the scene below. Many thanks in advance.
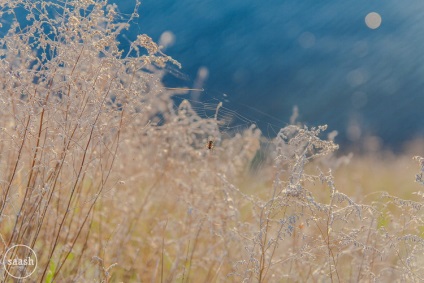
[0,0,423,282]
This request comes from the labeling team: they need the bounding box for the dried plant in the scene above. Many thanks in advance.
[0,0,423,282]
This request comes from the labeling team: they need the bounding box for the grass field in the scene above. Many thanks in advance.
[0,1,423,282]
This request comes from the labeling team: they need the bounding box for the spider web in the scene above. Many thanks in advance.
[171,88,293,174]
[173,90,289,136]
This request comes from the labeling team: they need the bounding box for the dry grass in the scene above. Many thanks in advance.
[0,0,423,282]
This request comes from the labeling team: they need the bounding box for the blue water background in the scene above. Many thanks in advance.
[117,0,424,149]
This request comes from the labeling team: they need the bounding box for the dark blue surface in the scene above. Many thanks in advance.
[124,0,424,149]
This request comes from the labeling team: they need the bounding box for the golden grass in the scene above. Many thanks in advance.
[0,1,423,281]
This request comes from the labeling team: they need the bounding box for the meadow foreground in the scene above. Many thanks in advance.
[0,0,423,282]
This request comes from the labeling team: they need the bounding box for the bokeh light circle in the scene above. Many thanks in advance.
[365,12,382,29]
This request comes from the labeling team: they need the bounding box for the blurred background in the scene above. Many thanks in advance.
[28,1,424,150]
